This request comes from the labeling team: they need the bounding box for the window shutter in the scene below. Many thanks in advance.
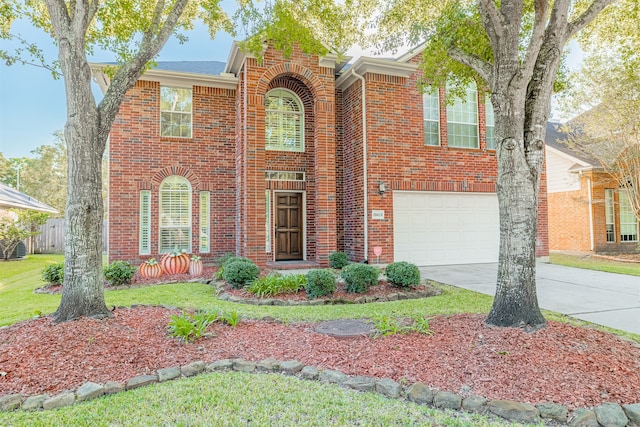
[159,176,192,253]
[139,191,151,255]
[199,191,210,253]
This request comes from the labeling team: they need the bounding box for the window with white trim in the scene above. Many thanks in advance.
[423,88,440,146]
[139,190,151,255]
[446,83,479,148]
[160,87,192,138]
[159,176,192,253]
[619,190,638,242]
[265,89,304,151]
[605,189,616,243]
[199,191,210,253]
[485,96,495,149]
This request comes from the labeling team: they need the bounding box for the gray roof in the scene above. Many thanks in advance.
[153,61,226,75]
[0,183,58,213]
[545,122,597,166]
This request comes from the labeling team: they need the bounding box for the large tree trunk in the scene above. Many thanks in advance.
[53,36,111,323]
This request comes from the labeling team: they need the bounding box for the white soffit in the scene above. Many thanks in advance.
[335,57,418,90]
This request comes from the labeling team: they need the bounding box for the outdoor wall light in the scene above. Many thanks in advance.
[378,181,386,196]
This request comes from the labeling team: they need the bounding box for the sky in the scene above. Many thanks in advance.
[0,11,584,160]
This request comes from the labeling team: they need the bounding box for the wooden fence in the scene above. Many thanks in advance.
[33,219,107,254]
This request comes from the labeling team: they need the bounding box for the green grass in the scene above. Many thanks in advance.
[0,372,539,427]
[549,252,640,276]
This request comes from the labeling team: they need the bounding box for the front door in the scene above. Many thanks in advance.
[275,192,303,260]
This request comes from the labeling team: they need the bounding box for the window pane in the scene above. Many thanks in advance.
[605,189,616,242]
[265,89,304,151]
[199,192,210,253]
[159,176,192,253]
[265,190,271,252]
[446,83,479,148]
[139,191,151,255]
[423,88,440,146]
[160,87,192,138]
[619,190,638,241]
[485,96,495,149]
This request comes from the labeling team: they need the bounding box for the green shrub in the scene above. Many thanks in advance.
[248,272,306,297]
[103,260,136,286]
[371,315,434,338]
[214,254,253,280]
[222,260,260,288]
[42,262,64,285]
[341,263,380,294]
[305,269,336,299]
[168,310,217,343]
[385,261,421,289]
[328,251,350,269]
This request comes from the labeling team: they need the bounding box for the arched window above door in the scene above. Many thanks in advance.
[265,88,304,152]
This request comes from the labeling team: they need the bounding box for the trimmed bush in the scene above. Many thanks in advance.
[222,260,260,288]
[305,269,336,299]
[248,272,306,297]
[328,251,350,269]
[103,260,136,286]
[214,254,253,280]
[42,262,65,285]
[385,261,421,289]
[341,263,380,294]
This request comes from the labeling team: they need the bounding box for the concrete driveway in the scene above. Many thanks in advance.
[419,262,640,335]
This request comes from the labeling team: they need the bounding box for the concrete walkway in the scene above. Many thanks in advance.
[419,262,640,334]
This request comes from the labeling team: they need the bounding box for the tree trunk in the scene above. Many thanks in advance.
[53,38,111,323]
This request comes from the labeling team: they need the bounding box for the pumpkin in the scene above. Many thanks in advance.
[160,251,190,275]
[189,258,203,276]
[139,259,163,279]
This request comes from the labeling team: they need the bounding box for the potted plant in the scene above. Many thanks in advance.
[139,258,163,279]
[160,247,190,275]
[189,255,203,276]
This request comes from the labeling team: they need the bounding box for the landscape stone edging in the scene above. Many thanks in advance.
[2,356,639,426]
[212,280,442,306]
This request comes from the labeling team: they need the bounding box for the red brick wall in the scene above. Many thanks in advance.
[108,81,237,265]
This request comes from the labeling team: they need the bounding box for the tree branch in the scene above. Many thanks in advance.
[43,0,72,37]
[522,0,549,77]
[477,0,504,54]
[447,45,493,84]
[566,0,617,40]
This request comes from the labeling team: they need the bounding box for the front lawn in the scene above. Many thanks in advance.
[549,252,640,276]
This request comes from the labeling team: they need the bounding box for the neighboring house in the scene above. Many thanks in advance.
[0,183,58,258]
[545,122,638,254]
[94,42,549,268]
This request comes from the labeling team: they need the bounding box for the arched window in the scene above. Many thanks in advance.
[159,176,191,253]
[265,89,304,152]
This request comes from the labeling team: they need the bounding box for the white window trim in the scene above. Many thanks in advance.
[265,171,306,181]
[265,190,271,253]
[485,95,495,150]
[423,88,441,146]
[160,86,193,139]
[199,191,210,253]
[619,190,639,242]
[446,83,479,149]
[139,190,151,255]
[158,176,192,253]
[265,88,305,152]
[604,189,616,243]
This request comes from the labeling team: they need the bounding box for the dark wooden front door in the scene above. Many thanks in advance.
[275,193,303,260]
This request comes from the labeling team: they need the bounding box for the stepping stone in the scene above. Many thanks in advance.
[314,319,375,338]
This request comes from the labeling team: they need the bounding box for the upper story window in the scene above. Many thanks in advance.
[446,83,479,149]
[160,87,192,138]
[159,176,192,253]
[265,89,304,152]
[485,96,495,149]
[423,88,440,146]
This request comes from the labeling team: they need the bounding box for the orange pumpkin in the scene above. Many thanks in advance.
[139,260,163,279]
[160,252,190,275]
[189,259,203,276]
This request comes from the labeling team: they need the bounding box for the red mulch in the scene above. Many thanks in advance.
[1,306,639,409]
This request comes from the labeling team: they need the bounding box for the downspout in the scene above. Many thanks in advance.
[351,68,368,262]
[587,176,594,251]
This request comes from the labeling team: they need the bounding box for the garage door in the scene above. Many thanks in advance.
[393,191,499,266]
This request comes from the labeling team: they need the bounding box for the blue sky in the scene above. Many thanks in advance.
[0,13,583,160]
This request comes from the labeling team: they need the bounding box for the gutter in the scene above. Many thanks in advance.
[351,68,368,262]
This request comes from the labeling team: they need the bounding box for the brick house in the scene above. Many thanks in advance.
[95,42,549,268]
[545,123,638,253]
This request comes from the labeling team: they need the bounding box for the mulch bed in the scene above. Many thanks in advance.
[1,306,639,410]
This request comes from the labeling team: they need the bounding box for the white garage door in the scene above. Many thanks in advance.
[393,191,499,266]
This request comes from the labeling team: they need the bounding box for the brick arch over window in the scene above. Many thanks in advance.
[255,63,324,100]
[267,76,314,111]
[149,166,201,191]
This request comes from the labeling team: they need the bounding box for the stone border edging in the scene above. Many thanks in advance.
[1,356,639,426]
[213,280,442,306]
